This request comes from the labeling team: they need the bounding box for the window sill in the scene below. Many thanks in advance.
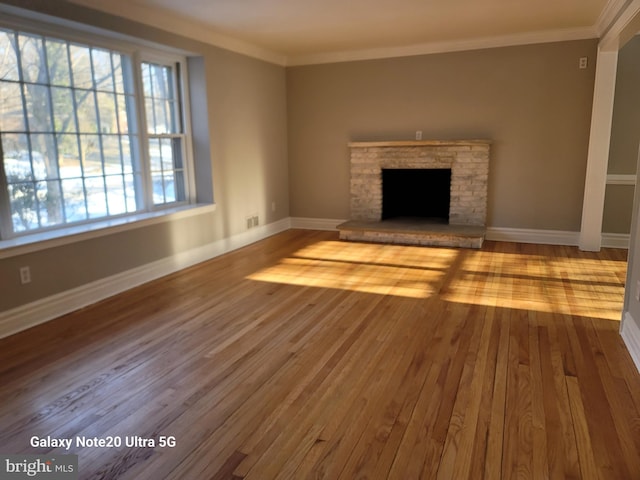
[0,203,216,260]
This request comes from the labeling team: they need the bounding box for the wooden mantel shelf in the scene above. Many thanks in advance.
[348,140,491,147]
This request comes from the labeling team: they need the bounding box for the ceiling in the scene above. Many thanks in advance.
[71,0,616,65]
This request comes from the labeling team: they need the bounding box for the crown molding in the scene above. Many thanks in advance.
[68,0,288,65]
[287,27,598,66]
[597,0,632,35]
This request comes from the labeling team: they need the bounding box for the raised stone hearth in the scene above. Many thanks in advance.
[338,140,490,248]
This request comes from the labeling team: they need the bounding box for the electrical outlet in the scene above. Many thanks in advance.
[252,215,259,227]
[246,217,253,229]
[416,130,423,140]
[579,57,588,69]
[20,266,31,285]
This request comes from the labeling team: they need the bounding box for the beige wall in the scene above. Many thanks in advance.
[603,185,636,233]
[604,35,640,234]
[608,36,640,175]
[287,40,598,229]
[0,1,289,311]
[624,159,640,337]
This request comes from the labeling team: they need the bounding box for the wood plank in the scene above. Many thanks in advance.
[0,231,637,480]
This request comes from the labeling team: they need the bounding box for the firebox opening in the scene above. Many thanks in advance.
[382,168,451,222]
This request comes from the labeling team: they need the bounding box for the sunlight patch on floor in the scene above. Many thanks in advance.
[247,241,627,320]
[247,241,457,299]
[440,250,627,321]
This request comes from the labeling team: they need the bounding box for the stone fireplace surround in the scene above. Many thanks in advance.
[338,140,490,248]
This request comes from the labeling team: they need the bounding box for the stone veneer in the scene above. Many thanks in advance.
[349,140,490,225]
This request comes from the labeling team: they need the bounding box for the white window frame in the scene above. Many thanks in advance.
[0,9,202,254]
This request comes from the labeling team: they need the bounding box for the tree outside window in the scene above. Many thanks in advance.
[0,26,189,238]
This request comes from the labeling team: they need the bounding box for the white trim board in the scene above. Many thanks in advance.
[287,27,597,66]
[621,311,640,374]
[602,232,631,249]
[487,227,628,248]
[607,174,637,185]
[290,217,346,231]
[0,218,292,340]
[486,227,580,245]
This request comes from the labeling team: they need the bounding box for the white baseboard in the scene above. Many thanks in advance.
[0,218,292,340]
[486,227,630,249]
[621,311,640,374]
[290,217,346,231]
[486,227,580,245]
[601,232,630,249]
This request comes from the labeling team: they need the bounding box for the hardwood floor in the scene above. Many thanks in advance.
[0,229,638,479]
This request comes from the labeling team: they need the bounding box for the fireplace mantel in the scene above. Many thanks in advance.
[340,139,491,248]
[348,140,492,148]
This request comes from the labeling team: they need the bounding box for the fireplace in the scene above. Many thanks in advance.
[382,168,451,222]
[339,140,490,248]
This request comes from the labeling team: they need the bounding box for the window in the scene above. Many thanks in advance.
[0,23,193,239]
[142,61,186,205]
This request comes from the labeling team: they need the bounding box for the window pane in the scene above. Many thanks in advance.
[79,134,102,175]
[96,92,117,133]
[4,151,33,181]
[141,63,151,94]
[160,137,173,171]
[1,133,29,166]
[144,97,155,133]
[163,172,175,203]
[75,90,98,133]
[122,173,136,211]
[152,64,170,98]
[52,87,76,132]
[148,136,185,205]
[57,134,81,179]
[29,133,56,180]
[19,33,47,84]
[24,84,53,132]
[37,180,64,227]
[85,176,106,218]
[69,44,93,89]
[0,30,19,81]
[105,174,126,215]
[61,178,87,221]
[0,81,25,131]
[154,99,172,134]
[149,137,162,172]
[172,138,184,170]
[112,53,125,94]
[102,135,122,174]
[46,39,71,87]
[9,182,38,232]
[142,62,178,134]
[151,172,163,203]
[121,136,133,173]
[92,48,114,92]
[115,94,131,133]
[174,170,185,201]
